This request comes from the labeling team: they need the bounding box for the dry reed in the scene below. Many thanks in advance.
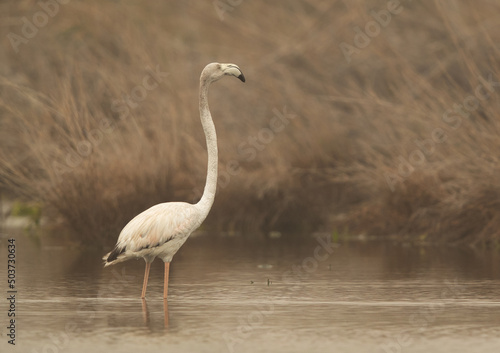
[0,0,499,245]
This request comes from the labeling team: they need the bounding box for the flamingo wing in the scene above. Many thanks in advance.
[105,202,200,263]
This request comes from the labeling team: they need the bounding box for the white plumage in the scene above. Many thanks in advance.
[103,63,245,299]
[104,202,201,265]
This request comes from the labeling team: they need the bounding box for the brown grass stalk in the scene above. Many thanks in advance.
[1,0,499,245]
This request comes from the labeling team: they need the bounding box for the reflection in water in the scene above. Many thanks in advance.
[141,298,169,329]
[141,298,149,326]
[163,300,169,328]
[1,232,500,352]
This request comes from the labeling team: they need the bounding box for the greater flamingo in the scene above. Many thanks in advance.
[103,63,245,299]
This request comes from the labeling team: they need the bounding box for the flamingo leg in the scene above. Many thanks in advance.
[163,299,169,328]
[163,262,170,299]
[141,262,152,299]
[141,298,149,325]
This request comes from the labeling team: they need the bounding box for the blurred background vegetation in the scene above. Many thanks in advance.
[0,0,499,246]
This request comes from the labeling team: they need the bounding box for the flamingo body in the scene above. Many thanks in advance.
[103,202,203,266]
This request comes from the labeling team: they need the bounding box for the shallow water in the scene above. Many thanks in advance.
[1,231,500,352]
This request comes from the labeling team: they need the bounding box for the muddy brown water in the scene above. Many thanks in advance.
[1,231,499,352]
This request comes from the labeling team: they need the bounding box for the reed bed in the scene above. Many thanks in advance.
[0,0,499,245]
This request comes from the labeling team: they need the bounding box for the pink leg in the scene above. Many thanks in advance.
[163,262,170,299]
[141,298,149,325]
[163,299,169,328]
[141,262,151,299]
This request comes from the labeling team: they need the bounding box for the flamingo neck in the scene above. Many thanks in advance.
[195,78,218,218]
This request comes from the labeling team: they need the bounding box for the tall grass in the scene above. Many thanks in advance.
[0,0,499,245]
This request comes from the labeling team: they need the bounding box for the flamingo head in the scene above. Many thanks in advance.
[201,62,245,83]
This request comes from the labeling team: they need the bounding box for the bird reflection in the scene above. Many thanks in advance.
[163,300,169,328]
[141,298,150,326]
[140,299,169,329]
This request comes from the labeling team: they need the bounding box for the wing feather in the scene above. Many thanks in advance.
[115,202,200,253]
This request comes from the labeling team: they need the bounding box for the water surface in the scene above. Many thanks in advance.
[1,232,500,352]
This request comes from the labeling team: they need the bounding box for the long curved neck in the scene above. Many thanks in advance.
[195,77,218,218]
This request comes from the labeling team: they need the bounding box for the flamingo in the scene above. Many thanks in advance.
[103,63,245,299]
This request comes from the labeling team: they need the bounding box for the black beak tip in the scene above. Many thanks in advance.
[238,73,246,83]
